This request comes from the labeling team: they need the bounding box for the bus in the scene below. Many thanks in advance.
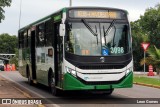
[0,60,4,71]
[18,7,133,96]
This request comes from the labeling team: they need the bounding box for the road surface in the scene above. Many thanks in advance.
[0,71,160,107]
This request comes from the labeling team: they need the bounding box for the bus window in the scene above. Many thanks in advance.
[45,20,53,46]
[19,32,24,49]
[37,24,45,47]
[18,33,21,48]
[24,31,28,48]
[28,29,31,47]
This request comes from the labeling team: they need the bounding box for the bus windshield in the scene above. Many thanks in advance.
[66,21,131,56]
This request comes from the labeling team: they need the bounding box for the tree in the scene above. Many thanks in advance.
[131,21,149,71]
[131,4,160,71]
[9,48,18,69]
[0,33,18,53]
[140,46,160,75]
[0,0,12,22]
[139,4,160,48]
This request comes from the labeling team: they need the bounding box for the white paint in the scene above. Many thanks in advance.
[36,46,54,85]
[141,43,150,51]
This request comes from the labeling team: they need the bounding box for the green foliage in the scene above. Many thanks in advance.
[132,4,160,71]
[0,33,18,68]
[0,0,12,22]
[0,33,18,53]
[139,4,160,47]
[134,75,160,86]
[9,48,18,69]
[149,46,160,62]
[140,45,160,74]
[131,21,149,71]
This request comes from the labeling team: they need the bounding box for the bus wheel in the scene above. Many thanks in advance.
[49,73,60,96]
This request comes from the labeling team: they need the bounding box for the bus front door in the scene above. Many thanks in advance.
[31,30,36,80]
[54,22,63,87]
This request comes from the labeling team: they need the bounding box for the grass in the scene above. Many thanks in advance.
[134,75,160,86]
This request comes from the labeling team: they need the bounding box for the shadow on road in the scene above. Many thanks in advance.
[23,81,130,104]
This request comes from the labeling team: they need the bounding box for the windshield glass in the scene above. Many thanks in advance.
[66,22,101,56]
[101,23,130,55]
[66,22,131,56]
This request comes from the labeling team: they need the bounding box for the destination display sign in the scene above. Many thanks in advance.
[69,9,126,19]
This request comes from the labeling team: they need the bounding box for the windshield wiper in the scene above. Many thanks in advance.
[81,19,98,45]
[103,25,107,45]
[81,19,98,37]
[104,20,116,37]
[95,25,98,45]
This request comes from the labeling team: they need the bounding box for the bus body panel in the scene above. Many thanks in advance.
[36,46,55,85]
[63,59,133,90]
[18,48,30,78]
[63,71,133,90]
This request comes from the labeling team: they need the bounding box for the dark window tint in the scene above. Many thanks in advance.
[45,20,54,46]
[24,31,28,48]
[19,32,24,49]
[36,24,45,47]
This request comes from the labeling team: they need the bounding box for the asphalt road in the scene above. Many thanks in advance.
[0,71,160,107]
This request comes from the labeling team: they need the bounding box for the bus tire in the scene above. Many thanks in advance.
[49,72,60,96]
[26,66,33,85]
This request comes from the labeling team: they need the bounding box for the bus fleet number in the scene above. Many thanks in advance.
[110,47,124,54]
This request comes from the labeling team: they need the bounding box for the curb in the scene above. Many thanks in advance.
[0,75,46,107]
[134,82,160,89]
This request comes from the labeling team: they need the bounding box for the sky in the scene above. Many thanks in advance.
[0,0,159,35]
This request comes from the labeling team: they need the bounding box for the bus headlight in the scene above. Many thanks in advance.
[126,67,132,75]
[65,66,77,77]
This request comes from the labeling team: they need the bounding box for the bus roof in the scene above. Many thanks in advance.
[19,7,128,32]
[19,7,66,32]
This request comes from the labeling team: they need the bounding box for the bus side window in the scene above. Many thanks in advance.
[28,29,31,47]
[18,32,21,49]
[19,32,24,49]
[45,20,53,46]
[24,31,28,48]
[36,23,45,47]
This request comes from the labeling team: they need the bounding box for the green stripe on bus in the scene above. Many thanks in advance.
[62,8,67,13]
[62,72,133,90]
[54,14,61,21]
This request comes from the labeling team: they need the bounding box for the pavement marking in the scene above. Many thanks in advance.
[0,78,5,81]
[0,73,60,107]
[38,105,45,107]
[12,86,32,98]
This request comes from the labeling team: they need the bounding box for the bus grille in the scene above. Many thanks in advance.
[77,75,125,85]
[78,65,125,70]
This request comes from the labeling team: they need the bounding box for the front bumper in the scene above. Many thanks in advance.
[63,72,133,90]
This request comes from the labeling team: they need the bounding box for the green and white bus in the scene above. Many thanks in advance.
[18,7,133,96]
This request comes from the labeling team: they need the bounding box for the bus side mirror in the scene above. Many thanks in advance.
[59,24,65,37]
